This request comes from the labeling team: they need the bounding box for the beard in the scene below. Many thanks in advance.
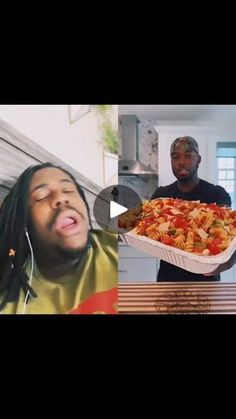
[176,173,195,182]
[54,234,90,259]
[28,226,90,266]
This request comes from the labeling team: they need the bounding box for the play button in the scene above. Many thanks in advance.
[110,201,127,219]
[93,185,143,234]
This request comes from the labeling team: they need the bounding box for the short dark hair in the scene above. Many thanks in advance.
[0,162,92,310]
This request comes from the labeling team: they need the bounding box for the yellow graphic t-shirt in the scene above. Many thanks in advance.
[2,230,118,314]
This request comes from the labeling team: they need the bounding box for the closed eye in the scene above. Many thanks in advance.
[33,189,77,202]
[63,189,76,194]
[35,194,49,201]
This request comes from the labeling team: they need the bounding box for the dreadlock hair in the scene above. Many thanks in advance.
[0,162,93,310]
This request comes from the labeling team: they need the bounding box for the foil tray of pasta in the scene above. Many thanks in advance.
[119,198,236,274]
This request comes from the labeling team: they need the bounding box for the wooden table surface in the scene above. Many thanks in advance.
[118,282,236,314]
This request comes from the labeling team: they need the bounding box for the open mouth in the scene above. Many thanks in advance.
[58,216,78,230]
[54,211,83,236]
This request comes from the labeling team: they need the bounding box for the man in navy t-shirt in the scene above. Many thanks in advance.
[151,136,232,282]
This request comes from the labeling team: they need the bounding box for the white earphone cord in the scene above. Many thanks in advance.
[22,229,34,315]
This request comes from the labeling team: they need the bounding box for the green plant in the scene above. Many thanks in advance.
[94,105,118,154]
[102,120,118,154]
[94,104,112,114]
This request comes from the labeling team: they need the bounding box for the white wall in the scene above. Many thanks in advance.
[0,105,118,188]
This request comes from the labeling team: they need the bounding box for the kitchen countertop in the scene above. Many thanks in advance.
[118,282,236,314]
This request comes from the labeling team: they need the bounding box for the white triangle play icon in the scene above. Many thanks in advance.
[110,201,128,219]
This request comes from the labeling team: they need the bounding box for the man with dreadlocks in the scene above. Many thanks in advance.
[0,163,118,314]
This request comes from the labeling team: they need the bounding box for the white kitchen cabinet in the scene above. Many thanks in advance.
[119,257,158,282]
[119,244,159,282]
[220,267,236,282]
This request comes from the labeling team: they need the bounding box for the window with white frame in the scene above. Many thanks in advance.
[217,142,236,209]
